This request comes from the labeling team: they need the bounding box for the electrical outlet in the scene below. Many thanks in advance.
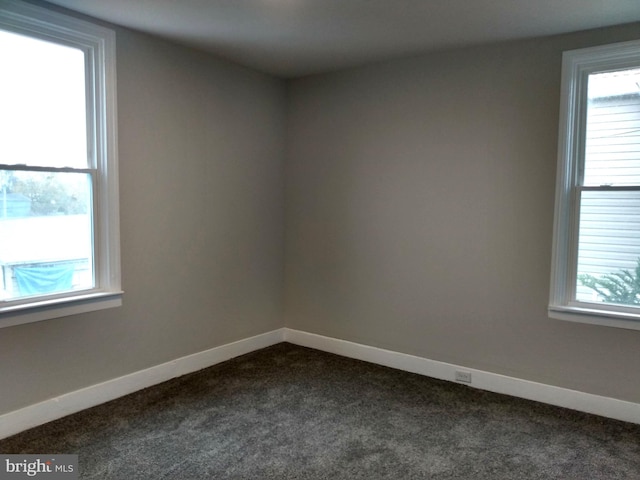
[455,370,472,384]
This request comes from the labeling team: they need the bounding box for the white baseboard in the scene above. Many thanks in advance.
[2,326,638,440]
[0,328,285,440]
[283,328,640,426]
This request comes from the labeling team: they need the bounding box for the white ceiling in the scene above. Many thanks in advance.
[45,0,640,78]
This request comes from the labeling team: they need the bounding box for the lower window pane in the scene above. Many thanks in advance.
[0,170,93,301]
[576,190,640,306]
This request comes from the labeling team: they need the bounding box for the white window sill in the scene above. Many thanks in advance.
[549,305,640,331]
[0,291,123,329]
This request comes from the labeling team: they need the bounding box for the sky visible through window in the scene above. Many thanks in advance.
[0,29,87,168]
[588,68,640,100]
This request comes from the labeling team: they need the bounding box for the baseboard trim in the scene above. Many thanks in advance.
[283,328,640,425]
[3,326,638,440]
[0,328,285,440]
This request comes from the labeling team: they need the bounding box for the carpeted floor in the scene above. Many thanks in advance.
[1,343,639,479]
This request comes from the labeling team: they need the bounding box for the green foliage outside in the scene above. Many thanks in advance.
[12,174,88,215]
[1,170,89,216]
[578,258,640,306]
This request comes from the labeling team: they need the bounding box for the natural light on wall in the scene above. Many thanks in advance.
[0,29,94,301]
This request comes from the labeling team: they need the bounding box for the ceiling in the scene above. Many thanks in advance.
[45,0,640,78]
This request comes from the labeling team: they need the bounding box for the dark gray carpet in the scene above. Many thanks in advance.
[1,343,639,479]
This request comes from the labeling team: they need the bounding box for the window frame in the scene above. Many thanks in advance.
[0,0,121,328]
[549,39,640,331]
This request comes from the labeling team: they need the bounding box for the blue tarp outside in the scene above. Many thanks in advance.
[14,265,74,295]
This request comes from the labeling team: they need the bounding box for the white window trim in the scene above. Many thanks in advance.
[0,0,121,328]
[549,39,640,331]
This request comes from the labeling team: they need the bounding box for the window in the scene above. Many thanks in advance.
[0,0,121,328]
[549,39,640,330]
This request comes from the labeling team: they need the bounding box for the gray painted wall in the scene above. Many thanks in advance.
[0,27,286,415]
[284,24,640,403]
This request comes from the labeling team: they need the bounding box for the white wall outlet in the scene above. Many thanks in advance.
[455,370,472,384]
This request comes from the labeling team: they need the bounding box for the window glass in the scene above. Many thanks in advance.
[0,170,93,301]
[576,189,640,305]
[0,29,87,168]
[583,68,640,187]
[575,67,640,308]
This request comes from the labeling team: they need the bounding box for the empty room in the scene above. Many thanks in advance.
[1,0,639,478]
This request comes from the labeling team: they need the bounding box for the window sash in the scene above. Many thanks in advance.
[0,165,97,307]
[569,185,640,306]
[0,28,91,169]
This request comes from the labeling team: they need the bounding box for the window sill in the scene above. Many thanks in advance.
[548,305,640,331]
[0,291,123,329]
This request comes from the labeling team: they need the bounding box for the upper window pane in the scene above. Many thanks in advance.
[583,68,640,187]
[0,29,87,168]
